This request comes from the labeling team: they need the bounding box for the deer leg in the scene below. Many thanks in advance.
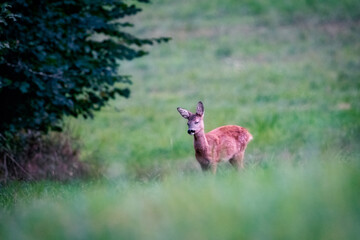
[210,163,217,174]
[200,162,217,174]
[200,164,210,172]
[229,152,245,171]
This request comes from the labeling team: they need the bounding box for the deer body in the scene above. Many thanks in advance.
[177,102,252,173]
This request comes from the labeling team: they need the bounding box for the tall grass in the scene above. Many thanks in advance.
[1,0,359,239]
[1,160,359,239]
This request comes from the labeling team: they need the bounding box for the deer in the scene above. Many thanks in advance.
[177,101,253,173]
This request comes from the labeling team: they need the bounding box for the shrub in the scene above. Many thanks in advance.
[0,0,169,134]
[0,130,102,182]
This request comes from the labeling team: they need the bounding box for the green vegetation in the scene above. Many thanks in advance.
[1,0,359,239]
[0,0,168,134]
[1,161,359,239]
[72,0,360,178]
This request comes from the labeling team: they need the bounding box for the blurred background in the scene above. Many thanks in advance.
[69,0,360,179]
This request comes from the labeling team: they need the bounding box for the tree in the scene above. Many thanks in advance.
[0,0,169,134]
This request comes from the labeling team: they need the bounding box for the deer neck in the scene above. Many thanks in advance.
[193,128,208,155]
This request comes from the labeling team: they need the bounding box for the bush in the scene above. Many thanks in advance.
[0,130,102,182]
[0,0,169,134]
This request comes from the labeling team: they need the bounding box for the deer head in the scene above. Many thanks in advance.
[177,101,205,135]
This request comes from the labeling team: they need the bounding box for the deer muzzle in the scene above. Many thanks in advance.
[188,129,195,135]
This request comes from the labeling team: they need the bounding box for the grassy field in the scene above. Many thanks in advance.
[1,0,360,239]
[1,162,359,239]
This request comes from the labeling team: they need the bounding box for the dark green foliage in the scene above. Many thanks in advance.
[0,0,169,134]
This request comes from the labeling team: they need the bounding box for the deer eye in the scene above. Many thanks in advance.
[195,121,199,124]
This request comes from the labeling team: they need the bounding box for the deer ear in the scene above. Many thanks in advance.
[177,107,191,119]
[196,101,204,116]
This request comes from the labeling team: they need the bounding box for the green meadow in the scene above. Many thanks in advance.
[1,0,359,239]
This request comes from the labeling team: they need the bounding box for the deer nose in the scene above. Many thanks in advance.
[188,129,195,135]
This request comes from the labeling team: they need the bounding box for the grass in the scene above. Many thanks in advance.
[1,160,359,239]
[70,0,360,178]
[1,0,360,239]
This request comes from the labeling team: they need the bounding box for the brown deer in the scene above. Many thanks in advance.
[177,101,253,173]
